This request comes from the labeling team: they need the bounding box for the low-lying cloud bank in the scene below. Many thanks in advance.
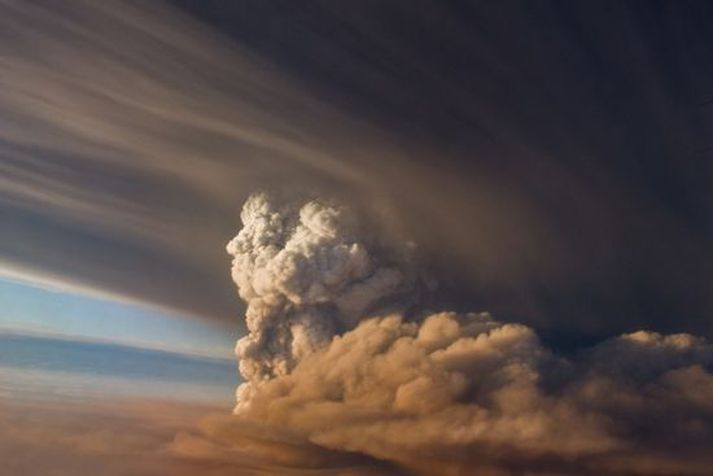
[208,194,713,475]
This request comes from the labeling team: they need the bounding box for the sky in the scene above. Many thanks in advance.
[0,276,235,359]
[0,1,711,475]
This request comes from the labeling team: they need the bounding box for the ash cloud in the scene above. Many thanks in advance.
[225,193,421,408]
[2,0,711,338]
[222,193,713,475]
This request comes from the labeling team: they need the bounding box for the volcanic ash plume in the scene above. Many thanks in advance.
[226,193,418,410]
[225,193,713,475]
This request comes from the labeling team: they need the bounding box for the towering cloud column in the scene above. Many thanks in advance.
[226,193,416,410]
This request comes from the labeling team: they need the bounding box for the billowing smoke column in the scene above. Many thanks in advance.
[226,193,418,410]
[225,193,713,475]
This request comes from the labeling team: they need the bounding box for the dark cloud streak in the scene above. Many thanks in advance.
[176,0,713,339]
[0,0,710,340]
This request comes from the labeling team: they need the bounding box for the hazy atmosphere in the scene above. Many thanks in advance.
[1,1,711,475]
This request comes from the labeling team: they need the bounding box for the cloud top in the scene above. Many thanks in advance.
[226,193,417,409]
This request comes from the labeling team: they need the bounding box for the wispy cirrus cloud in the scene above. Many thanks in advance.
[3,0,710,337]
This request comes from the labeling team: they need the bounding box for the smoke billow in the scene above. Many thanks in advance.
[225,193,420,410]
[223,194,713,475]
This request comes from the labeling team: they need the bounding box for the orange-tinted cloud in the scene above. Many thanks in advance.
[212,194,713,476]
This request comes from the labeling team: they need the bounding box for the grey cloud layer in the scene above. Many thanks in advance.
[2,0,709,336]
[0,0,376,319]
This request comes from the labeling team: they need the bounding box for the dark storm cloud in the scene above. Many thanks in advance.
[177,0,713,339]
[0,0,710,341]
